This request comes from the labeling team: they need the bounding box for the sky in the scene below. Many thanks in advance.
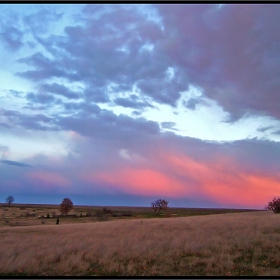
[1,4,280,209]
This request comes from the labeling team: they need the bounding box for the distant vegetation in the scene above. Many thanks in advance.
[60,198,73,215]
[5,196,14,207]
[151,199,169,214]
[1,197,276,276]
[0,202,259,227]
[267,197,280,213]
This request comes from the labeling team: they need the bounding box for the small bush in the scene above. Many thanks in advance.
[122,211,133,217]
[96,210,109,221]
[86,212,93,217]
[98,215,109,221]
[103,207,113,215]
[112,213,121,217]
[47,213,50,218]
[25,212,36,217]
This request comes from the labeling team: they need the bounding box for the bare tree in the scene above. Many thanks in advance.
[160,199,169,212]
[151,199,169,214]
[6,195,14,207]
[151,200,158,213]
[60,198,73,215]
[267,197,280,213]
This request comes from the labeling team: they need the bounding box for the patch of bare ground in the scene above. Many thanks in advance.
[0,210,279,276]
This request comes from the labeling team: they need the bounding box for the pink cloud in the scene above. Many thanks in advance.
[78,144,280,208]
[83,168,187,197]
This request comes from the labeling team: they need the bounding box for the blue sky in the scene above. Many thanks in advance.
[1,4,280,209]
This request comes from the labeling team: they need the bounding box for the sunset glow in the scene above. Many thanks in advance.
[1,4,280,208]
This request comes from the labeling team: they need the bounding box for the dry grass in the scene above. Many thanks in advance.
[0,210,279,276]
[0,203,256,227]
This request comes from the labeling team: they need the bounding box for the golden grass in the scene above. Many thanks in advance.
[0,203,256,227]
[0,211,279,276]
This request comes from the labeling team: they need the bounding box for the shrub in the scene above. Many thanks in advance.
[103,207,113,215]
[267,197,280,213]
[86,212,93,217]
[112,213,120,217]
[96,210,108,221]
[47,213,50,218]
[122,211,133,217]
[25,212,36,217]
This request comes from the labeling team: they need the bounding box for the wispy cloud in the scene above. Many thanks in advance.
[0,160,33,168]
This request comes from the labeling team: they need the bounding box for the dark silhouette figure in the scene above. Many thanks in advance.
[56,218,60,225]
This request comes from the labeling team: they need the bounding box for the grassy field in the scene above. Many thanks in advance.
[0,203,257,227]
[0,204,279,276]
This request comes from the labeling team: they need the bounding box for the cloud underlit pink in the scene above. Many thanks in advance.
[1,4,280,208]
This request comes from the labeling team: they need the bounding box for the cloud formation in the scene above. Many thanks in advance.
[0,4,280,208]
[156,4,280,121]
[1,129,279,208]
[11,4,280,123]
[0,160,33,168]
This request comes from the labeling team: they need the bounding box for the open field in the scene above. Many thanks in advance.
[0,209,279,276]
[0,203,258,227]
